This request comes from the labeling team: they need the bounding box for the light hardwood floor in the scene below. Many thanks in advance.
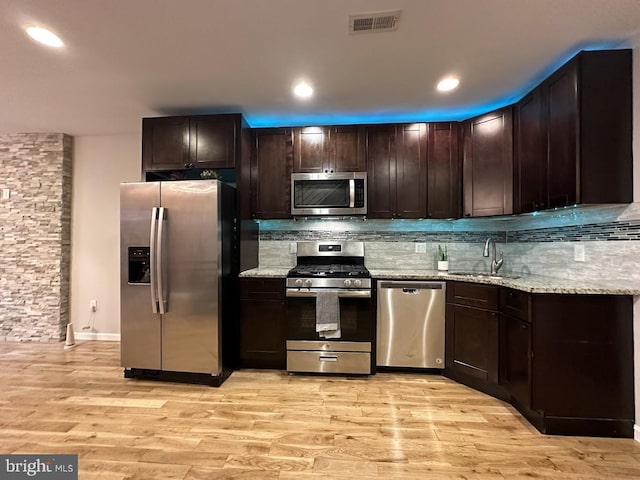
[1,341,639,479]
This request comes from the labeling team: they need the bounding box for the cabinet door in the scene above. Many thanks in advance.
[499,313,531,409]
[428,122,460,219]
[445,304,499,384]
[395,123,427,219]
[190,115,237,168]
[293,127,328,173]
[330,126,366,172]
[463,108,513,217]
[251,128,292,219]
[545,60,578,208]
[142,117,190,171]
[514,89,547,213]
[532,294,634,420]
[239,298,287,369]
[239,278,286,369]
[366,125,396,219]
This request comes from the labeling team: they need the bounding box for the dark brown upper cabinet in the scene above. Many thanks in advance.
[250,128,293,219]
[293,125,366,173]
[142,116,190,172]
[367,123,427,219]
[428,122,460,219]
[514,89,546,213]
[142,114,241,173]
[462,107,513,217]
[514,49,632,213]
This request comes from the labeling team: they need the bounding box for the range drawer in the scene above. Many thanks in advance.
[287,350,371,374]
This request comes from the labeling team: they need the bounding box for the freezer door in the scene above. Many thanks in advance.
[120,182,162,370]
[160,180,222,374]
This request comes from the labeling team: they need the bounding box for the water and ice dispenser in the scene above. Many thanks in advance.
[128,247,150,284]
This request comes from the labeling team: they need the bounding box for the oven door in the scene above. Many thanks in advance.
[286,289,373,342]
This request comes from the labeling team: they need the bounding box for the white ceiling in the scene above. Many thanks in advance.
[2,0,640,136]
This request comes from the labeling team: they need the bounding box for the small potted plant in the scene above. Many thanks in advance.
[437,245,449,271]
[200,169,222,180]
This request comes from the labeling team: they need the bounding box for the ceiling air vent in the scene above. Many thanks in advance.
[349,10,401,34]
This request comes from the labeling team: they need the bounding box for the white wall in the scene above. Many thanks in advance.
[70,134,140,338]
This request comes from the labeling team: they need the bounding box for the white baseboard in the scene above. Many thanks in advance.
[75,332,120,342]
[635,424,640,443]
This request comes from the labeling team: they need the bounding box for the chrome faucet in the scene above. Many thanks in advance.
[483,237,504,275]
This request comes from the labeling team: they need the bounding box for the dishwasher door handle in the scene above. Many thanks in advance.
[379,281,443,290]
[402,288,418,294]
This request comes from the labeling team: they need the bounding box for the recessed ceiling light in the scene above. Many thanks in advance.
[25,26,64,48]
[293,81,313,99]
[436,76,460,92]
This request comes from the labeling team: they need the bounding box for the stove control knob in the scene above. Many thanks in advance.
[304,279,313,288]
[353,279,362,288]
[343,279,352,287]
[294,279,303,287]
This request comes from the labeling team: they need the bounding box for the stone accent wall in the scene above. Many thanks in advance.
[0,133,73,342]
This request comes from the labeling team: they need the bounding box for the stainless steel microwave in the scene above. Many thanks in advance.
[291,172,367,216]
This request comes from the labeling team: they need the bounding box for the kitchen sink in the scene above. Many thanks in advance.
[447,271,521,280]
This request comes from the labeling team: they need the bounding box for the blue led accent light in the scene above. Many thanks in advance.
[245,42,625,128]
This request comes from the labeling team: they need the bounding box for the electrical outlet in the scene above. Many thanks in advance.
[1,189,9,200]
[415,243,427,253]
[574,244,585,262]
[90,299,97,312]
[289,242,297,254]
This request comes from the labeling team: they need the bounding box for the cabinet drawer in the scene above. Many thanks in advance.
[500,288,531,322]
[447,281,499,310]
[239,278,285,299]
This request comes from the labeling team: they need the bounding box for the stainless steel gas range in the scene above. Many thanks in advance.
[285,241,374,375]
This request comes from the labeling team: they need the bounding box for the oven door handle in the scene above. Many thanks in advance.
[286,289,371,299]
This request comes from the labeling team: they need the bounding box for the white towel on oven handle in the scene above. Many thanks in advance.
[316,290,341,339]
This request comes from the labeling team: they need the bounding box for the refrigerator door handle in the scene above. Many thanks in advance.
[149,207,159,314]
[156,207,167,314]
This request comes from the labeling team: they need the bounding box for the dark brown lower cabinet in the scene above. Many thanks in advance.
[445,282,504,399]
[238,278,286,369]
[499,313,531,410]
[448,283,634,438]
[530,293,634,437]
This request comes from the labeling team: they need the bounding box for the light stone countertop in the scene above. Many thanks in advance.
[239,267,640,295]
[370,269,640,295]
[239,267,291,278]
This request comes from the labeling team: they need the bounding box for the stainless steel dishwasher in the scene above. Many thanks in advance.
[376,280,446,369]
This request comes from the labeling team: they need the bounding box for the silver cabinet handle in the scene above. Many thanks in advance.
[149,207,159,314]
[156,207,167,314]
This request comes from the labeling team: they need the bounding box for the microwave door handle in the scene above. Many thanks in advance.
[149,207,159,314]
[349,179,355,208]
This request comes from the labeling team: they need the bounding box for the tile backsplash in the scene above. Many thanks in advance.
[257,204,640,285]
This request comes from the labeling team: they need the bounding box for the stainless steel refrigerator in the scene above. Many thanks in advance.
[120,180,236,385]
